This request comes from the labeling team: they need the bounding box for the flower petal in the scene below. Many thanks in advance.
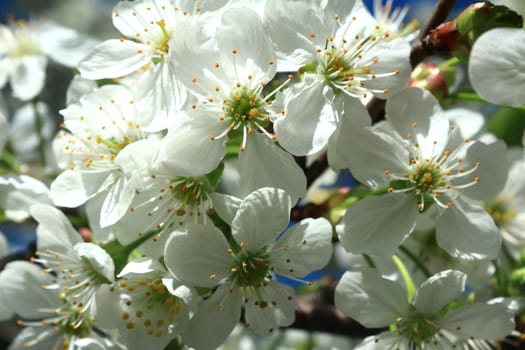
[451,140,508,201]
[469,28,525,107]
[436,197,501,260]
[50,169,117,208]
[385,87,449,159]
[30,203,82,254]
[9,55,47,101]
[441,302,515,340]
[182,285,242,350]
[210,192,242,226]
[243,281,296,334]
[238,133,306,204]
[339,193,418,256]
[78,39,152,79]
[412,270,466,316]
[334,269,410,328]
[271,218,333,278]
[164,223,232,288]
[231,187,291,249]
[274,75,337,156]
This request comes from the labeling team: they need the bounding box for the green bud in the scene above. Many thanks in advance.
[457,1,523,49]
[409,62,456,101]
[509,267,525,296]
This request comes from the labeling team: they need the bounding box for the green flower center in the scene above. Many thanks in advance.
[221,86,270,141]
[394,312,438,346]
[229,245,271,288]
[485,198,516,227]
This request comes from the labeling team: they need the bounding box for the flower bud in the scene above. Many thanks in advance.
[509,267,525,297]
[457,1,523,49]
[409,62,456,101]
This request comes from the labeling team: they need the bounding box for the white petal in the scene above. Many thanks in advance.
[39,23,98,67]
[445,108,485,140]
[210,192,242,226]
[66,75,98,106]
[112,0,177,40]
[328,105,409,186]
[436,197,501,260]
[30,203,82,253]
[339,193,418,256]
[217,7,276,83]
[78,39,152,79]
[8,327,60,350]
[136,61,187,132]
[275,75,337,156]
[0,261,58,319]
[327,95,370,171]
[74,243,115,282]
[157,116,226,176]
[10,102,54,161]
[0,175,52,222]
[469,28,525,107]
[441,302,515,340]
[182,285,242,350]
[354,333,409,350]
[452,140,508,201]
[386,87,449,159]
[50,169,117,207]
[9,55,47,101]
[164,224,232,288]
[238,133,306,204]
[243,281,296,334]
[334,269,410,328]
[271,218,333,277]
[264,0,328,67]
[231,187,291,249]
[360,39,411,98]
[412,270,466,316]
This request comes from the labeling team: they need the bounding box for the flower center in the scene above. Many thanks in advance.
[222,86,270,139]
[115,279,183,337]
[394,313,438,345]
[485,198,516,227]
[229,245,271,288]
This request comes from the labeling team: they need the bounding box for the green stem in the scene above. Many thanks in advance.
[32,99,47,166]
[501,242,517,270]
[363,254,377,268]
[448,91,486,103]
[399,244,432,278]
[0,148,21,172]
[440,56,460,68]
[392,254,416,302]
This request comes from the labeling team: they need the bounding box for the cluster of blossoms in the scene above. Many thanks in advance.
[0,0,525,349]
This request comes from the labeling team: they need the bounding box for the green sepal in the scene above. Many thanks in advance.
[457,2,523,49]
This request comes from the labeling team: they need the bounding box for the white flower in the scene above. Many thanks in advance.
[0,175,52,222]
[0,19,97,100]
[335,269,515,349]
[370,0,419,41]
[95,258,192,350]
[469,27,525,107]
[78,0,231,131]
[264,0,411,155]
[29,204,115,314]
[0,261,121,350]
[50,84,153,222]
[335,87,508,260]
[485,159,525,261]
[157,7,306,201]
[106,150,219,258]
[164,187,333,349]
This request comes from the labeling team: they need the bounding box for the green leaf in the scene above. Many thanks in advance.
[487,106,525,146]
